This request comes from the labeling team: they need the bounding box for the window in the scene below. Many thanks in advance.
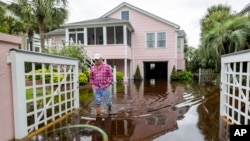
[177,38,181,52]
[60,36,65,42]
[96,27,103,45]
[157,32,166,48]
[107,27,114,44]
[87,28,94,45]
[121,11,129,20]
[150,63,155,69]
[146,32,166,48]
[116,26,123,44]
[69,33,76,43]
[107,26,123,44]
[146,33,155,48]
[127,29,132,46]
[68,28,84,44]
[87,27,103,45]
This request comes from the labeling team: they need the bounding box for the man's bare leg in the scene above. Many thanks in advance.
[96,105,101,114]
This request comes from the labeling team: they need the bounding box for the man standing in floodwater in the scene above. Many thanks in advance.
[89,53,113,114]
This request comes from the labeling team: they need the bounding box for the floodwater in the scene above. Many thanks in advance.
[29,79,226,141]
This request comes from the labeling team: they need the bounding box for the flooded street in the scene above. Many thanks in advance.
[29,79,221,141]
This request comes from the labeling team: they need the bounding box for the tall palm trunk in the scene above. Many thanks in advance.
[38,17,45,50]
[28,29,34,51]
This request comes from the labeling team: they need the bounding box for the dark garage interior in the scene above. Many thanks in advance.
[143,62,168,79]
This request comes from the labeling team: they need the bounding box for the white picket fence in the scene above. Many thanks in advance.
[8,49,79,139]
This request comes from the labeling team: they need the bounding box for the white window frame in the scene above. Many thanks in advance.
[157,32,166,48]
[121,10,129,21]
[146,31,167,48]
[146,32,155,48]
[177,38,181,52]
[68,28,84,44]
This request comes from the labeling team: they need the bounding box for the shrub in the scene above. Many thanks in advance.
[83,71,90,80]
[171,70,193,82]
[170,66,177,80]
[26,69,51,81]
[116,71,123,81]
[79,72,88,84]
[134,65,142,80]
[26,68,89,84]
[52,74,64,83]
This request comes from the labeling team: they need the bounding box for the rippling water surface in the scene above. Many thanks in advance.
[29,79,221,141]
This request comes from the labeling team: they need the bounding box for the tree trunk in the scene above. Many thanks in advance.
[28,29,34,51]
[38,18,45,50]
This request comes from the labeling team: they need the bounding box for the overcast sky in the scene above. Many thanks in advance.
[67,0,249,48]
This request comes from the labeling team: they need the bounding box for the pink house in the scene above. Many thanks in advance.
[47,2,186,81]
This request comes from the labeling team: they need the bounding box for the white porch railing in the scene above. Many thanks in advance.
[8,49,79,140]
[220,49,250,125]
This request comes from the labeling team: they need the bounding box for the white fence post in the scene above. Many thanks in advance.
[9,50,28,139]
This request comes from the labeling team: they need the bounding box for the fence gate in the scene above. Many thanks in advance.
[8,49,79,140]
[220,49,250,125]
[198,68,215,83]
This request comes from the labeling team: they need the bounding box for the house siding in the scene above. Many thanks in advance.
[85,45,132,59]
[177,38,185,70]
[107,6,178,79]
[0,33,22,141]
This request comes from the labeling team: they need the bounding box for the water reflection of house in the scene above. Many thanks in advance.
[108,81,188,140]
[108,107,190,140]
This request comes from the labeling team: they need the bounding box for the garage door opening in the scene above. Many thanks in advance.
[144,62,168,79]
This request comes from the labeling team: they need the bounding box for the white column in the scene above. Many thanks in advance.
[84,27,87,46]
[124,46,128,82]
[123,25,127,45]
[112,66,117,96]
[65,28,69,45]
[113,66,117,83]
[103,26,107,45]
[123,25,128,82]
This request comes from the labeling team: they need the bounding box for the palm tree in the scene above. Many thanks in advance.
[8,0,68,50]
[200,4,250,71]
[0,3,25,34]
[200,4,233,36]
[184,45,195,71]
[202,16,250,57]
[8,1,37,51]
[33,0,68,49]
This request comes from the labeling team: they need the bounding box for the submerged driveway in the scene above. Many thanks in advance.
[28,79,220,141]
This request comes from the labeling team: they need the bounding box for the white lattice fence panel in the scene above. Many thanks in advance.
[220,50,250,125]
[9,49,79,139]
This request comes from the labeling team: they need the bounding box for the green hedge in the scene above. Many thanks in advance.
[26,69,88,84]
